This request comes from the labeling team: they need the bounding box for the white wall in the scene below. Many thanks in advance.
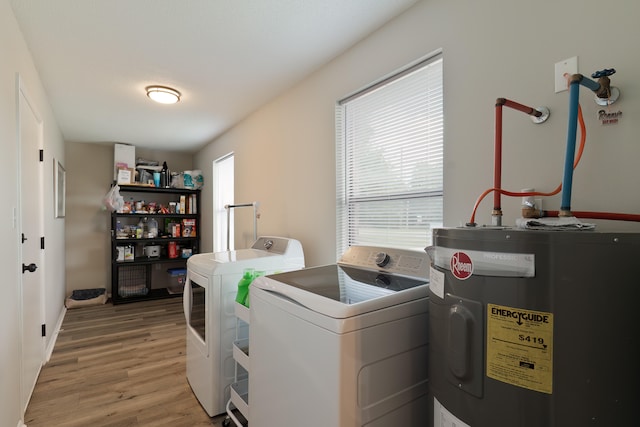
[1,0,67,425]
[65,142,113,294]
[195,0,640,267]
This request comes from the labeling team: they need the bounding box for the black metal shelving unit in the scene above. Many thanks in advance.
[110,185,201,304]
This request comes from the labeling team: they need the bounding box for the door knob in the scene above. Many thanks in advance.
[22,263,37,273]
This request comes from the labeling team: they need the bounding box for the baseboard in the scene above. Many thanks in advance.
[45,305,67,362]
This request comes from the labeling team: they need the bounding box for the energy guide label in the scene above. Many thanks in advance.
[486,303,553,394]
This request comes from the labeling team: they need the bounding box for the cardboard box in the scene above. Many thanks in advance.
[123,245,134,261]
[116,168,133,184]
[182,218,196,237]
[114,143,135,180]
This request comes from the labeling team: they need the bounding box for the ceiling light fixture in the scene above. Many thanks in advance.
[146,85,181,104]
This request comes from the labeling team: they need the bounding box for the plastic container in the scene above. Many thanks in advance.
[183,170,194,188]
[116,246,125,261]
[167,268,187,293]
[136,219,144,238]
[123,245,134,261]
[147,217,158,238]
[235,268,255,306]
[168,241,178,258]
[244,270,265,307]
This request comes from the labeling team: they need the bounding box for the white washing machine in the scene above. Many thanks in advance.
[249,245,430,426]
[183,236,305,417]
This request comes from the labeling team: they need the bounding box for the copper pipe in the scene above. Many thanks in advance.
[492,98,544,225]
[543,210,640,222]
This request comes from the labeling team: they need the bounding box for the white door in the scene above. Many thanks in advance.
[18,78,45,413]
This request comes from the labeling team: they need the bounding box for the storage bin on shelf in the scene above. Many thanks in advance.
[117,264,148,297]
[167,267,187,294]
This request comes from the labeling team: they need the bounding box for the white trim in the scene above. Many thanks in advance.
[338,48,443,104]
[45,306,66,362]
[16,73,46,416]
[213,153,234,252]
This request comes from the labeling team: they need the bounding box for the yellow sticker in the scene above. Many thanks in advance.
[486,303,553,394]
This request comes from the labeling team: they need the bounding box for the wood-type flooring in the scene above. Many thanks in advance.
[24,297,231,427]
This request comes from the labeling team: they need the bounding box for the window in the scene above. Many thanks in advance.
[213,153,234,252]
[336,53,443,256]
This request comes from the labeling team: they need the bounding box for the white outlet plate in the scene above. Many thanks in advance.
[555,56,578,93]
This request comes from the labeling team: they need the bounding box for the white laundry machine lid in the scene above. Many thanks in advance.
[187,236,305,276]
[252,264,428,319]
[188,249,274,273]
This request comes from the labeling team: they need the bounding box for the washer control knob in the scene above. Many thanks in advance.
[264,239,274,250]
[374,252,390,267]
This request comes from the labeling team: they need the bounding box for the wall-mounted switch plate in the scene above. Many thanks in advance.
[555,56,578,93]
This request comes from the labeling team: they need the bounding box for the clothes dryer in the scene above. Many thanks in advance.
[184,236,304,417]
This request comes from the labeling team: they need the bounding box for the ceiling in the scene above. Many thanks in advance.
[10,0,417,152]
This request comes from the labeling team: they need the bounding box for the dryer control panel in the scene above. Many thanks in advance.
[251,236,299,255]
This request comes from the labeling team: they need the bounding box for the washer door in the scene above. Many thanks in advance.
[185,269,208,350]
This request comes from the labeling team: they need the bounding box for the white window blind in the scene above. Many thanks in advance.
[336,54,443,256]
[213,153,234,252]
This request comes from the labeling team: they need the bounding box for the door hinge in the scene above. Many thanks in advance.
[41,236,45,250]
[39,149,44,162]
[41,324,46,337]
